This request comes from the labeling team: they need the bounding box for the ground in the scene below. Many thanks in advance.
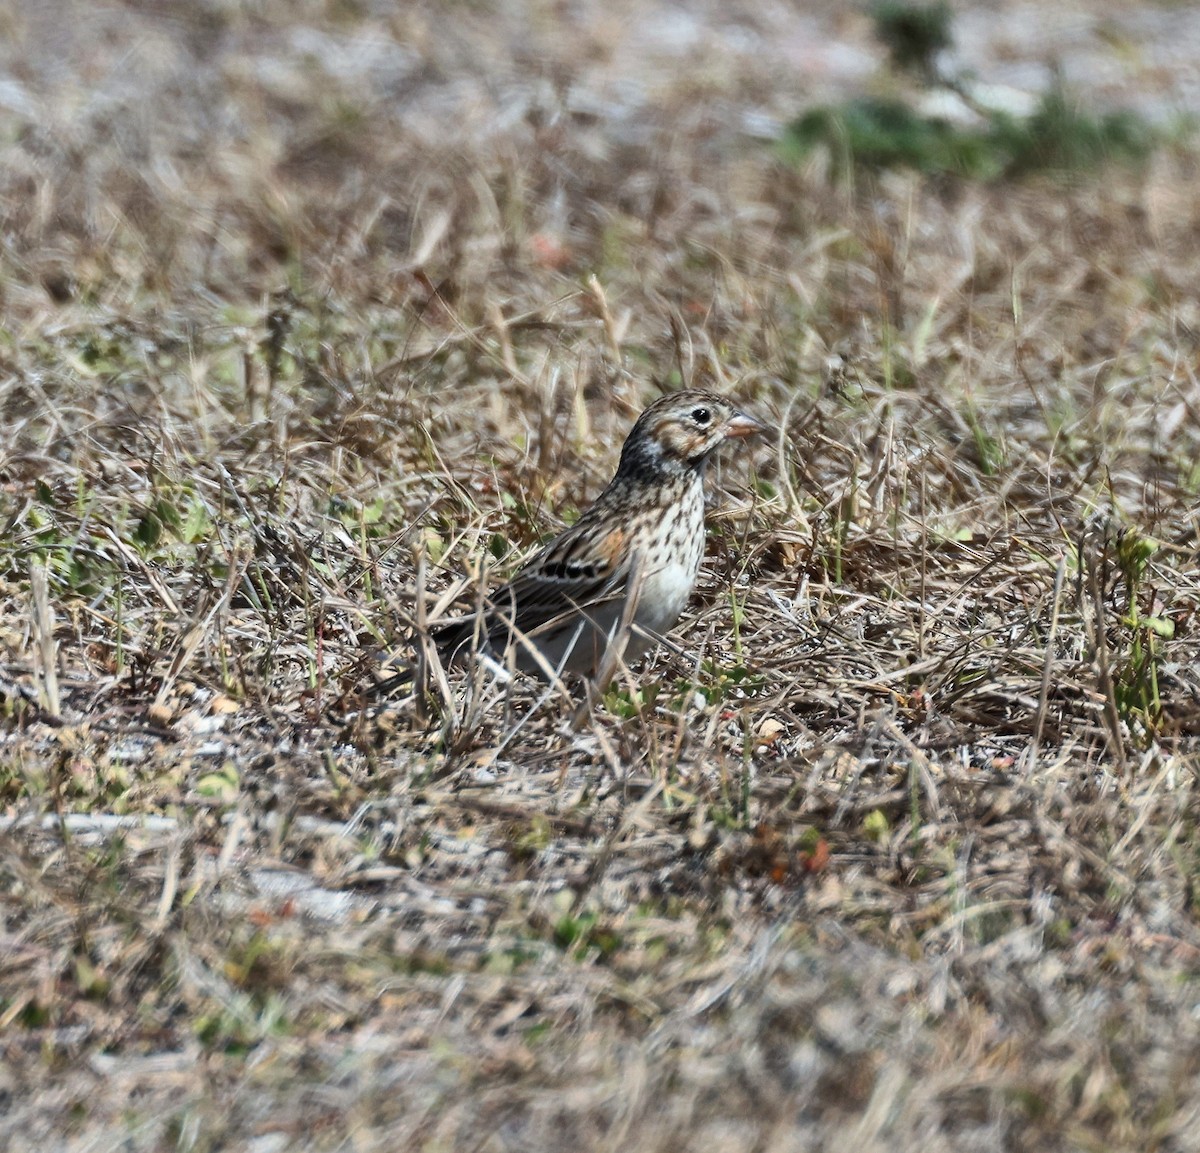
[4,1,1200,1150]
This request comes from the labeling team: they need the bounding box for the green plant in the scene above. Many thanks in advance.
[676,660,765,708]
[781,3,1161,182]
[873,2,953,81]
[1111,528,1171,739]
[552,910,622,962]
[782,90,1158,183]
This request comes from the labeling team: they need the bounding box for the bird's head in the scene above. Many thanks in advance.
[617,389,762,478]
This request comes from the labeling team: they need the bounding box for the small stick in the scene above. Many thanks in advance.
[586,274,623,362]
[409,546,429,723]
[1029,553,1068,774]
[29,561,60,718]
[572,549,646,731]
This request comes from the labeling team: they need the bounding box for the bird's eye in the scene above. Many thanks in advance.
[690,407,711,426]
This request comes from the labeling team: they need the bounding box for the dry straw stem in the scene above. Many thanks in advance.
[3,2,1200,1151]
[27,561,59,718]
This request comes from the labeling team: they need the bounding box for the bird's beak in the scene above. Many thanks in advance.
[724,410,764,439]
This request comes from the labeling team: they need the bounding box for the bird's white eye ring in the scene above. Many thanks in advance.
[691,407,711,425]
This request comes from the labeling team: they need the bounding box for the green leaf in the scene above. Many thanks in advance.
[182,500,212,544]
[863,809,890,843]
[1144,616,1175,639]
[134,510,163,550]
[196,762,240,803]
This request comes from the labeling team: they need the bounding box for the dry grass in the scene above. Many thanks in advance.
[4,2,1200,1150]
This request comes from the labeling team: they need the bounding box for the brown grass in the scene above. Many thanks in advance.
[4,2,1200,1150]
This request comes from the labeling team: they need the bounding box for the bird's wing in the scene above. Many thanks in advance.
[488,519,633,637]
[432,519,633,656]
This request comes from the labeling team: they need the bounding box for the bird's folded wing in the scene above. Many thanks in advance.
[496,561,627,637]
[432,556,626,652]
[429,517,638,655]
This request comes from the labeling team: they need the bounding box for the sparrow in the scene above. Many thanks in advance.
[428,389,762,681]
